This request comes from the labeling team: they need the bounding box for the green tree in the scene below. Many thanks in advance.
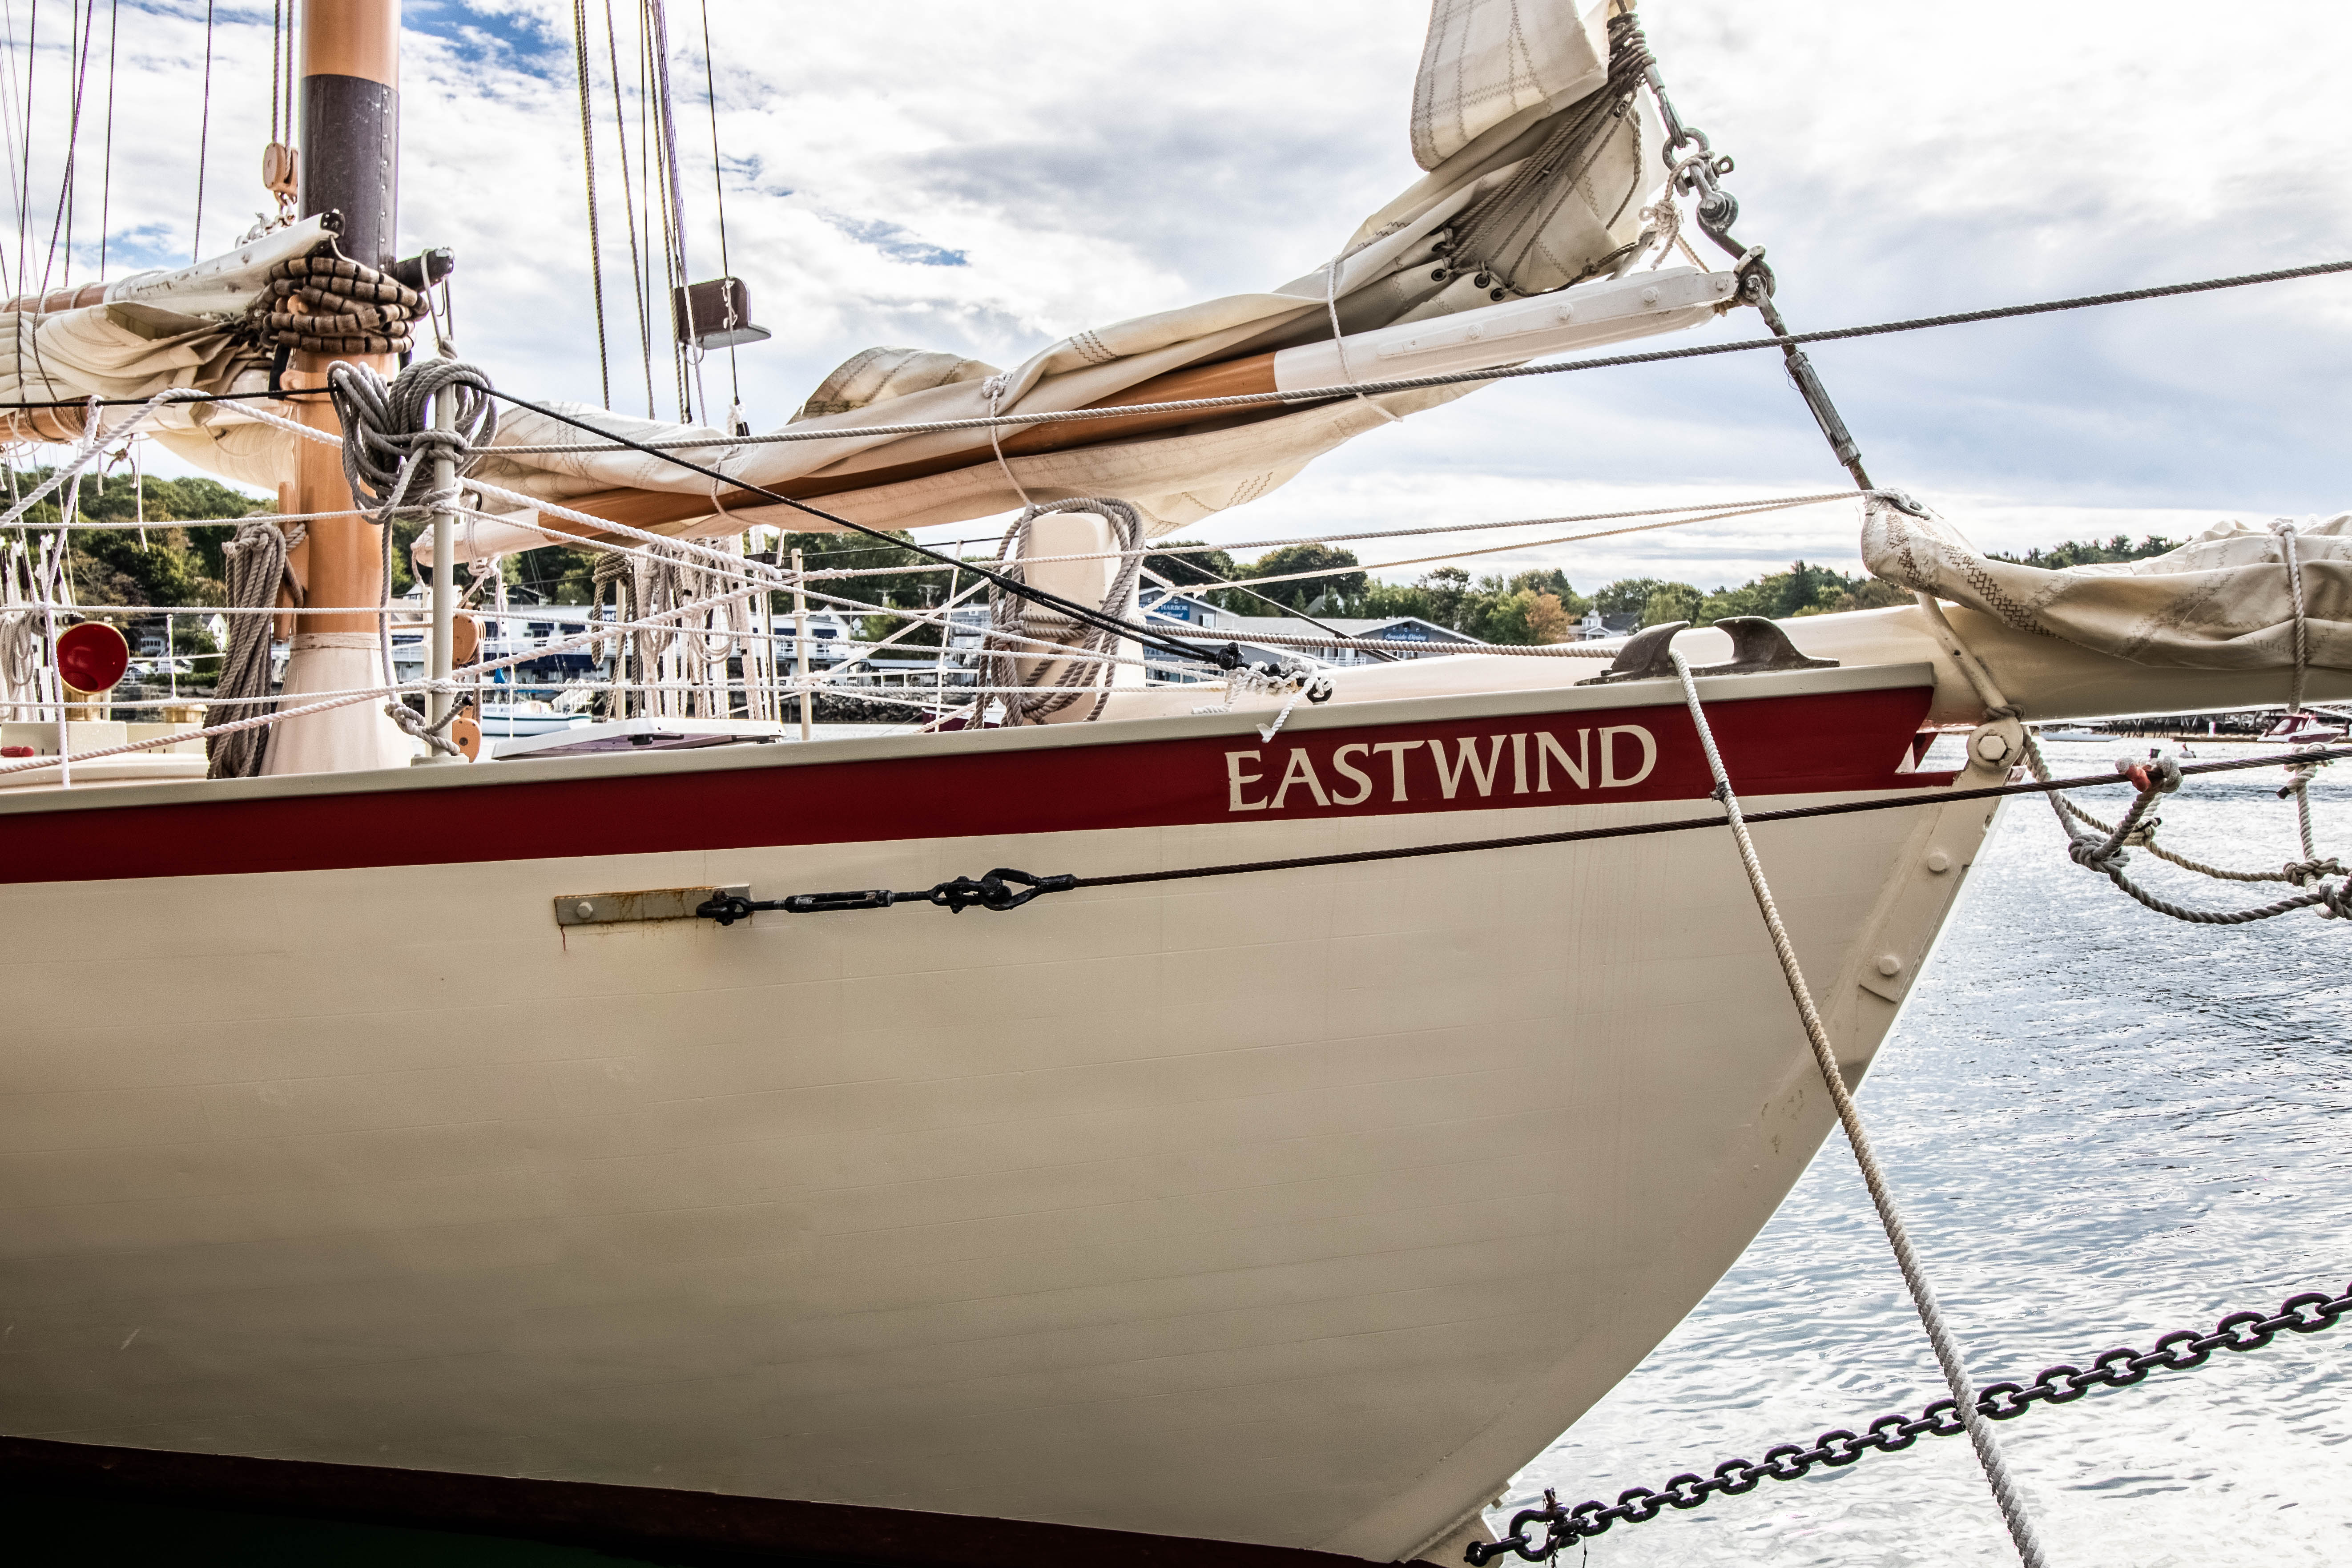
[1143,540,1241,597]
[1233,542,1366,611]
[1360,578,1436,622]
[766,528,953,647]
[1640,582,1705,626]
[1990,534,2178,568]
[1595,577,1694,619]
[8,467,270,608]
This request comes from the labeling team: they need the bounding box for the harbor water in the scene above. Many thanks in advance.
[1494,737,2352,1567]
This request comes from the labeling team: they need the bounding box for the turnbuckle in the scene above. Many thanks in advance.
[922,868,1078,913]
[694,868,1079,924]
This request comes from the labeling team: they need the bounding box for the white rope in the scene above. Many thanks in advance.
[1667,647,2050,1568]
[1325,255,1400,426]
[2280,523,2310,714]
[980,374,1034,507]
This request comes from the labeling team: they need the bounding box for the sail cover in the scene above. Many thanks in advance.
[457,0,1674,551]
[1864,496,2352,674]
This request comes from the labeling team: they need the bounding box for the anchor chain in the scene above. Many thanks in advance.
[1466,1280,2352,1563]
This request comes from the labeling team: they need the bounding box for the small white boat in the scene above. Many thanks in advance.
[2261,711,2349,744]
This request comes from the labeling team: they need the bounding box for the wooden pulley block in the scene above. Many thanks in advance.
[262,142,300,199]
[449,713,481,762]
[452,613,479,665]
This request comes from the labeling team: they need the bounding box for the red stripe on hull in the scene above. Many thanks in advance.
[0,687,1939,883]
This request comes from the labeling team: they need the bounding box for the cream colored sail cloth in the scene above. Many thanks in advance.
[0,219,327,487]
[1863,496,2352,672]
[463,0,1668,550]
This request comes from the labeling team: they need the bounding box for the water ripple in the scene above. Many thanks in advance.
[1496,742,2351,1566]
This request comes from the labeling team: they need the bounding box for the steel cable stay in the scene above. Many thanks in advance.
[481,387,1247,674]
[0,254,2326,425]
[463,256,2352,456]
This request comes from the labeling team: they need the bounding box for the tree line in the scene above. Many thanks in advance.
[13,461,2188,654]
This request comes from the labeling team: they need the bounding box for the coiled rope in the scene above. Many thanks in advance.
[975,497,1147,726]
[325,356,499,754]
[206,514,305,779]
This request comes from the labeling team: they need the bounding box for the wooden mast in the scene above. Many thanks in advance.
[266,0,409,774]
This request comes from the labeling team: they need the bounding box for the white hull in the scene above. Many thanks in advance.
[0,653,2006,1560]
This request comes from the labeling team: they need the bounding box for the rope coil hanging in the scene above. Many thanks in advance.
[973,497,1147,726]
[206,515,305,778]
[322,357,500,754]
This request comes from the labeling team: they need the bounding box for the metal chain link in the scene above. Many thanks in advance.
[1466,1281,2352,1563]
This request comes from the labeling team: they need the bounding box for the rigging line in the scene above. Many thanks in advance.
[1138,561,1398,661]
[268,0,278,146]
[0,0,20,301]
[44,0,92,292]
[600,0,652,416]
[1671,647,2049,1567]
[1181,498,1829,593]
[997,492,1857,566]
[189,0,212,262]
[93,0,109,277]
[484,388,1233,669]
[641,0,698,424]
[13,0,35,310]
[571,0,612,408]
[634,0,683,423]
[695,0,735,410]
[476,256,2352,457]
[0,383,334,408]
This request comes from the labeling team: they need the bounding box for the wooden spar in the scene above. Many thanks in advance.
[259,0,407,773]
[540,351,1291,538]
[0,282,107,314]
[290,0,399,645]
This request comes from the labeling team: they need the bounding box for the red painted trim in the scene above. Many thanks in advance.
[0,687,1940,884]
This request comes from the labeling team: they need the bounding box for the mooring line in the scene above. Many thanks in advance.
[1664,649,2050,1565]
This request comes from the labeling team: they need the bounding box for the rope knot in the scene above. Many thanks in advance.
[325,357,499,523]
[2067,835,2124,872]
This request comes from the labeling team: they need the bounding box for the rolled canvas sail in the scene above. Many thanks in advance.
[459,0,1668,548]
[1864,496,2352,674]
[0,218,327,482]
[22,2,1674,554]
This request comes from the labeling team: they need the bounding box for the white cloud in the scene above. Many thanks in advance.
[25,0,2352,591]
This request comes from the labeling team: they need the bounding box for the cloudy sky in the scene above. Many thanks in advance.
[13,0,2352,591]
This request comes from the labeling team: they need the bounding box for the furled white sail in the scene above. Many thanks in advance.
[1410,0,1611,171]
[459,0,1676,550]
[13,2,1685,558]
[0,218,327,485]
[1863,496,2352,674]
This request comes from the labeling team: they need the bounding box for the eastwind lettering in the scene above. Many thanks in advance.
[1224,724,1661,813]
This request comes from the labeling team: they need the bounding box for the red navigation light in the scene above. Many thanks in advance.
[56,621,130,694]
